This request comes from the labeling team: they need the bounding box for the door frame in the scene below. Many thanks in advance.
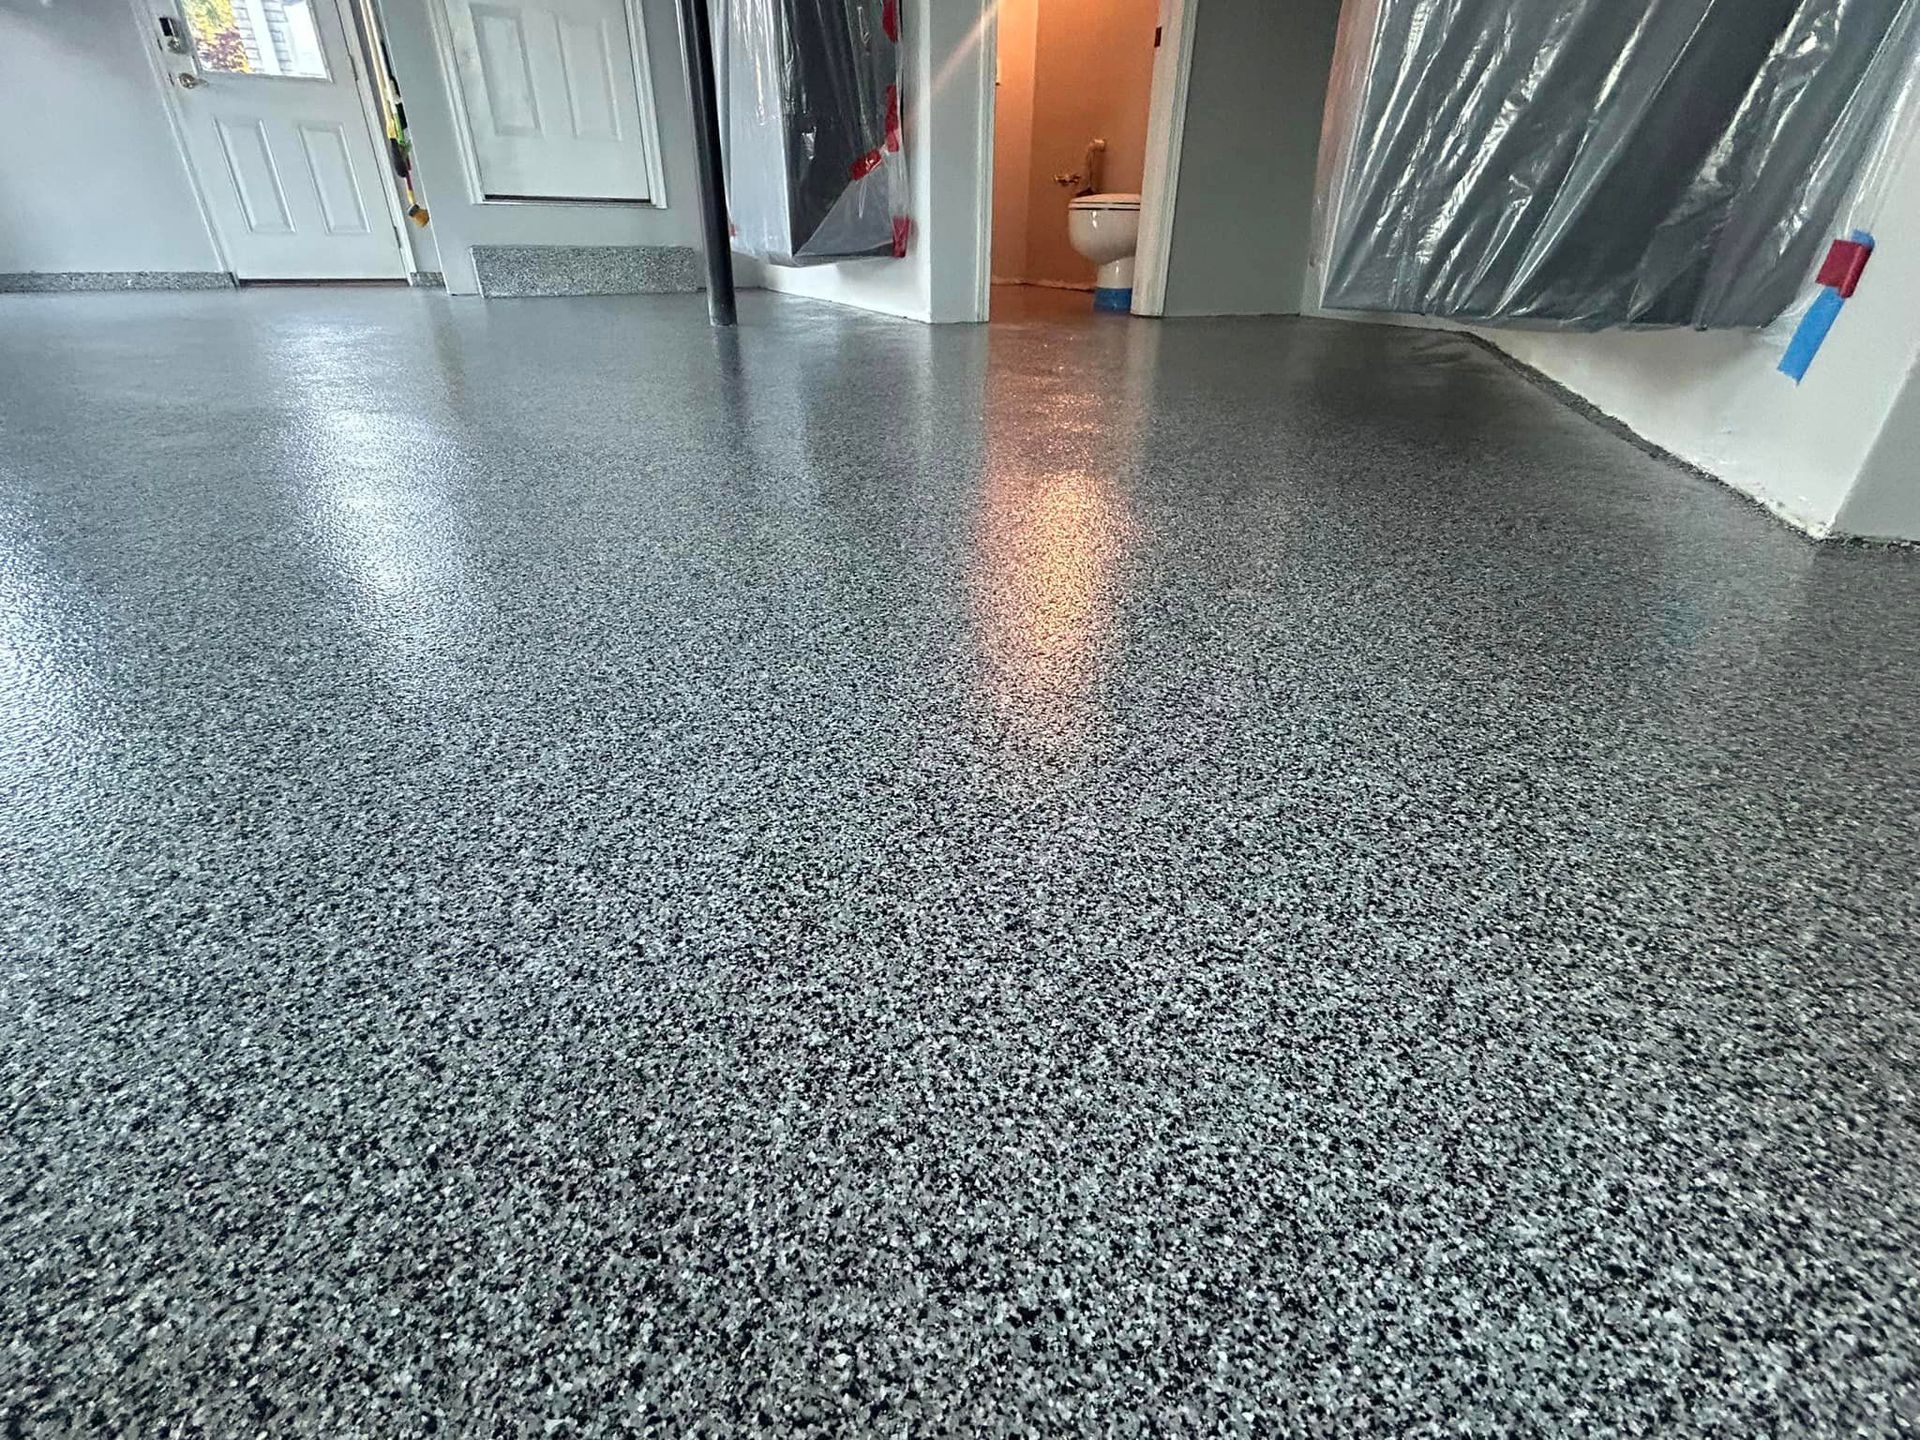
[421,0,671,208]
[968,0,998,324]
[131,0,415,279]
[975,0,1199,320]
[1131,0,1199,316]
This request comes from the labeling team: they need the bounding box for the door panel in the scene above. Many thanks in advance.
[443,0,653,200]
[217,119,297,233]
[472,5,543,135]
[163,0,406,279]
[300,123,373,234]
[558,18,623,140]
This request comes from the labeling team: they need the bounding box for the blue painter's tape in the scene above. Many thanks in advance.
[1779,229,1877,384]
[1780,286,1846,383]
[1094,286,1132,313]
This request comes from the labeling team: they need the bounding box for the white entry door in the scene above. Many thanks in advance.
[439,0,658,201]
[159,0,407,279]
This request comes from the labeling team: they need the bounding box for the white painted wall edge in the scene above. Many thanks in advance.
[1132,0,1197,317]
[967,0,996,325]
[743,256,932,322]
[1832,349,1920,541]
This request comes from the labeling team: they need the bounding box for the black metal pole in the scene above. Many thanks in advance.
[675,0,736,326]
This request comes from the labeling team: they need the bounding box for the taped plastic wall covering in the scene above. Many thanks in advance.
[1315,0,1920,329]
[712,0,908,266]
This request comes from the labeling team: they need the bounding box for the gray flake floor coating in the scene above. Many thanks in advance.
[1,287,1917,1437]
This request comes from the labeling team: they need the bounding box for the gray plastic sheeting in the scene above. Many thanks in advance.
[713,0,907,266]
[1315,0,1920,328]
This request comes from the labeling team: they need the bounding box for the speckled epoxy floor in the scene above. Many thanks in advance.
[2,287,1918,1437]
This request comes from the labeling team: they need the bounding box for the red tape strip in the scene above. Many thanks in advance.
[1816,238,1873,298]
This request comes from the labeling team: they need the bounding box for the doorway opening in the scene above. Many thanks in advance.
[146,0,421,282]
[986,0,1190,320]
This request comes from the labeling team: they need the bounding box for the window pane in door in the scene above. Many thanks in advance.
[184,0,330,79]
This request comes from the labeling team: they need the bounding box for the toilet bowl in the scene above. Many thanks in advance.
[1067,193,1142,312]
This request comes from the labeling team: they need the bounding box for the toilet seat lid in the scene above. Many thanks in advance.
[1069,192,1142,210]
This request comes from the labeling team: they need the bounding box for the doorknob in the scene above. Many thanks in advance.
[175,71,205,87]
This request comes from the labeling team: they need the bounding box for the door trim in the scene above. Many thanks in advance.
[424,0,671,209]
[136,0,412,279]
[341,0,421,267]
[970,0,997,324]
[1133,0,1198,316]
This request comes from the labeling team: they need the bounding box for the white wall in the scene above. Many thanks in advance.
[1158,0,1343,317]
[747,0,992,323]
[1831,350,1920,540]
[1479,114,1920,540]
[373,0,706,294]
[0,0,222,276]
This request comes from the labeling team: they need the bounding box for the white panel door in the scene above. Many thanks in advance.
[161,0,406,279]
[441,0,654,201]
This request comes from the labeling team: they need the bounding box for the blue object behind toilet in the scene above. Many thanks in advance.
[1094,287,1132,313]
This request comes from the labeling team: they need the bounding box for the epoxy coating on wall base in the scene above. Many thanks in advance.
[470,244,703,296]
[0,271,235,293]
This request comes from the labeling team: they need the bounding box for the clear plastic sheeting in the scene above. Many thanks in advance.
[1315,0,1920,329]
[713,0,908,266]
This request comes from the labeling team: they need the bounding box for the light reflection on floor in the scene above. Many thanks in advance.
[971,465,1127,737]
[970,286,1156,740]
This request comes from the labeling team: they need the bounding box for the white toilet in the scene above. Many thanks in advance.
[1067,193,1142,312]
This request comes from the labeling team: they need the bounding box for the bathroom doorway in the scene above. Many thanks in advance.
[986,0,1192,319]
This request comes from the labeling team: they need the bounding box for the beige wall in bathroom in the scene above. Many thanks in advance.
[992,0,1041,281]
[992,0,1161,287]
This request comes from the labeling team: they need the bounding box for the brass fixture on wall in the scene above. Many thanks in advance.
[1054,138,1106,196]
